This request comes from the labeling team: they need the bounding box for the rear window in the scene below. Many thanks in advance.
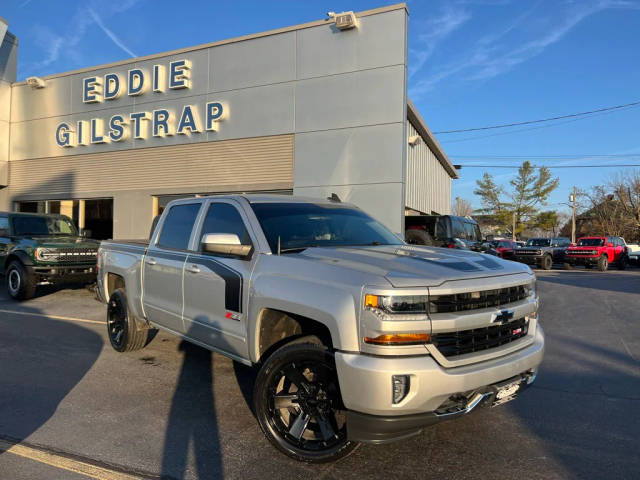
[577,238,605,247]
[157,203,201,250]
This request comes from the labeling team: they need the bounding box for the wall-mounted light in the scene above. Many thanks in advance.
[408,135,421,146]
[26,76,46,89]
[327,11,358,30]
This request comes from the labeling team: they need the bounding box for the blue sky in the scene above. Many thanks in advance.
[3,0,640,214]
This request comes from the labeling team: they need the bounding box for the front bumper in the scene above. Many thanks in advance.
[27,264,97,284]
[512,255,543,265]
[565,255,598,265]
[336,326,544,442]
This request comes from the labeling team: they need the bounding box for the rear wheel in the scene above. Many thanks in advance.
[253,338,358,463]
[6,261,36,300]
[617,255,627,270]
[107,288,156,352]
[597,255,609,272]
[541,255,553,270]
[404,229,435,246]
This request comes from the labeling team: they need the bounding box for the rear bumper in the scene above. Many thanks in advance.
[337,326,544,442]
[26,265,97,284]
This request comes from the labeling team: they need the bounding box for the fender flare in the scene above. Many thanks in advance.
[4,250,34,271]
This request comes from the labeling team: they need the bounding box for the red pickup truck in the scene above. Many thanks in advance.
[564,236,628,271]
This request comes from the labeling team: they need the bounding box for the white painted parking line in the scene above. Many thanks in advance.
[0,309,104,325]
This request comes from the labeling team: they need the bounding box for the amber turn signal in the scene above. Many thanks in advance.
[364,294,379,308]
[364,333,430,346]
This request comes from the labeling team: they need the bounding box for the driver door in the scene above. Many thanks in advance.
[182,199,257,359]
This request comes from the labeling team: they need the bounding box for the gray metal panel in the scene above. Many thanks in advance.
[406,121,452,215]
[10,76,72,122]
[0,32,16,83]
[294,123,404,187]
[209,31,295,91]
[9,134,294,197]
[296,9,406,80]
[295,65,405,132]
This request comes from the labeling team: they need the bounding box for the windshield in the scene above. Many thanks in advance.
[526,238,551,247]
[251,202,402,252]
[12,215,78,236]
[577,238,605,247]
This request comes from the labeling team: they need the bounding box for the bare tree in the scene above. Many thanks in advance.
[452,197,474,216]
[608,170,640,238]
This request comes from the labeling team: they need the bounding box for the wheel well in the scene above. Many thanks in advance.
[106,273,125,299]
[4,254,22,272]
[257,308,333,363]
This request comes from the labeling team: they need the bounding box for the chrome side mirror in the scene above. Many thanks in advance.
[202,233,252,258]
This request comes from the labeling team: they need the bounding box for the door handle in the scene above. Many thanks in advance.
[145,258,157,266]
[187,264,200,274]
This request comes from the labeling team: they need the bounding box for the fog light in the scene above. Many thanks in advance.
[392,375,410,404]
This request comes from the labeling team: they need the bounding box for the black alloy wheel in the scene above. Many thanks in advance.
[6,261,36,300]
[541,255,553,270]
[107,290,128,351]
[598,255,609,272]
[254,341,358,462]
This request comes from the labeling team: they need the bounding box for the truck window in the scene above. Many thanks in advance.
[199,203,251,248]
[0,217,8,235]
[156,203,201,250]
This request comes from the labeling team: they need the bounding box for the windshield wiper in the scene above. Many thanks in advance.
[279,247,311,254]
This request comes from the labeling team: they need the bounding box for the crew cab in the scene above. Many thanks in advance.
[564,236,628,271]
[0,212,99,300]
[97,195,544,462]
[511,237,571,270]
[404,215,486,251]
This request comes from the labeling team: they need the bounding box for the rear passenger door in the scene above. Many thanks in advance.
[142,202,202,335]
[0,216,10,267]
[183,199,257,359]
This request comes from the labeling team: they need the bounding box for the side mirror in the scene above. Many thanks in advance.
[202,233,252,258]
[571,243,576,247]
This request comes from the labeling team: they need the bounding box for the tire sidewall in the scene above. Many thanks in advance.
[542,255,552,270]
[107,289,130,352]
[253,343,357,463]
[6,261,34,300]
[598,255,608,272]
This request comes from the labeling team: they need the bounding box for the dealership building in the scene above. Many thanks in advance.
[0,3,457,240]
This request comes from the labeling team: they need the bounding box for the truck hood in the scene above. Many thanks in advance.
[15,236,100,249]
[298,244,533,287]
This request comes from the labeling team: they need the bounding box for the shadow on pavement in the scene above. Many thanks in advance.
[0,300,103,454]
[160,339,223,479]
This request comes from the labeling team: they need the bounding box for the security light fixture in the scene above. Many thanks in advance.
[328,11,358,30]
[408,135,421,146]
[26,76,46,89]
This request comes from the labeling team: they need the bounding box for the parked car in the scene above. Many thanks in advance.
[626,242,640,265]
[405,215,488,252]
[0,212,99,300]
[98,195,544,463]
[510,237,571,270]
[489,239,519,258]
[564,236,628,271]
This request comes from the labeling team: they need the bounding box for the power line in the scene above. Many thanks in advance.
[450,153,640,158]
[458,164,640,169]
[433,100,640,134]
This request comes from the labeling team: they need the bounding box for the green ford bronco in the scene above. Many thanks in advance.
[0,212,100,300]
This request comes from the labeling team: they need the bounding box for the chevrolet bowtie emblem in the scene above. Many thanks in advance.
[493,309,515,324]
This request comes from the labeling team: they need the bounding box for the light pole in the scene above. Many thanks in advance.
[569,187,577,244]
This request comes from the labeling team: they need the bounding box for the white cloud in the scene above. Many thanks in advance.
[24,0,141,76]
[409,5,471,78]
[409,0,640,98]
[88,8,137,58]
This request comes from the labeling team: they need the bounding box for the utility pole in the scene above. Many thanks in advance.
[570,187,577,244]
[512,211,516,241]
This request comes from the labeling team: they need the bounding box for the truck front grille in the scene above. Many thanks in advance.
[429,285,529,314]
[38,248,98,264]
[432,317,529,357]
[516,249,542,255]
[566,250,598,256]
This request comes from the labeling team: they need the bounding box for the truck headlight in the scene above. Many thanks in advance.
[364,294,428,314]
[525,278,536,298]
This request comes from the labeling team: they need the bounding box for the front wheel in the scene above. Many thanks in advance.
[6,261,36,300]
[253,340,358,463]
[597,255,609,272]
[541,255,553,270]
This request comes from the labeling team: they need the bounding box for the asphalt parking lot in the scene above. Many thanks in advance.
[0,268,639,480]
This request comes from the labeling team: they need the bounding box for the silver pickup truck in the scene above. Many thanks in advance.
[97,195,544,462]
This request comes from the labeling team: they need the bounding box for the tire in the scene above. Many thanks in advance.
[253,338,359,463]
[107,288,156,352]
[6,261,37,300]
[597,255,609,272]
[617,255,627,270]
[563,262,573,270]
[404,229,435,246]
[541,255,553,270]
